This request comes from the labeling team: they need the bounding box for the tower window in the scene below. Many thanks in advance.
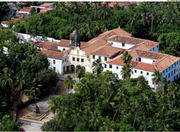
[93,55,95,59]
[139,58,141,62]
[135,70,137,73]
[140,71,143,74]
[53,67,56,71]
[104,64,107,68]
[53,60,56,64]
[116,66,119,69]
[77,58,79,62]
[147,72,149,76]
[99,56,101,60]
[72,57,75,61]
[109,64,112,68]
[81,58,84,62]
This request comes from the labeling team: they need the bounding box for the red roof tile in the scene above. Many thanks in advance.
[92,45,124,57]
[41,50,66,60]
[20,7,31,13]
[39,8,53,13]
[40,3,53,7]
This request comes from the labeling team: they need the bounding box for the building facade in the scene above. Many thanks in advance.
[34,28,180,91]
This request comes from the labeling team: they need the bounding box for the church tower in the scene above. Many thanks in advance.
[70,29,81,49]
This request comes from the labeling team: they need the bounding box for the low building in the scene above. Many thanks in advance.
[18,7,31,15]
[41,50,69,74]
[39,7,53,13]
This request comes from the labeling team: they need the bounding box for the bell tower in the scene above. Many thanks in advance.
[70,29,81,49]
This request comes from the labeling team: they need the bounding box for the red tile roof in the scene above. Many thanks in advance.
[107,50,180,72]
[1,21,8,24]
[41,50,66,60]
[39,8,53,13]
[20,7,31,13]
[40,3,53,7]
[38,41,60,51]
[91,45,124,57]
[59,39,69,47]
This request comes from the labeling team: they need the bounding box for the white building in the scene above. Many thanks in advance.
[35,27,180,91]
[41,50,69,74]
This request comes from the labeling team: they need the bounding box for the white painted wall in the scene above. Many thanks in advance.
[15,32,60,43]
[48,58,63,74]
[107,40,135,49]
[135,57,155,64]
[57,46,69,51]
[18,11,30,14]
[1,23,8,28]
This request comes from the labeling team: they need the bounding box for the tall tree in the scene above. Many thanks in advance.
[152,70,161,92]
[121,51,132,79]
[92,59,103,75]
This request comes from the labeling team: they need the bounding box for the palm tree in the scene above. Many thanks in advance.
[64,75,75,93]
[92,59,103,75]
[152,70,161,92]
[121,51,132,80]
[75,65,85,80]
[0,67,13,91]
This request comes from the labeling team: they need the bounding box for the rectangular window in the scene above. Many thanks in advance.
[166,68,168,72]
[53,60,56,64]
[104,64,107,68]
[122,43,125,47]
[141,71,143,74]
[72,57,75,61]
[93,55,95,59]
[109,64,112,68]
[105,57,107,61]
[99,56,101,60]
[139,58,141,62]
[168,73,170,78]
[169,67,170,71]
[81,58,84,62]
[135,70,137,73]
[147,72,149,75]
[53,67,56,71]
[116,66,118,69]
[77,58,79,62]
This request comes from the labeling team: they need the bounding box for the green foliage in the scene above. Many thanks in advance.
[93,59,103,75]
[121,51,132,79]
[0,2,10,21]
[43,70,180,131]
[75,65,85,79]
[0,115,19,131]
[0,42,58,118]
[30,7,37,15]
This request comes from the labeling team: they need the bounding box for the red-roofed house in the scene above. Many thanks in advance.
[41,50,69,74]
[1,18,21,28]
[19,7,32,14]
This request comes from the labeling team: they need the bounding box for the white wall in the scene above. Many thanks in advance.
[15,32,60,43]
[48,58,63,74]
[107,40,135,49]
[1,23,8,28]
[57,46,69,51]
[135,57,155,64]
[18,11,30,14]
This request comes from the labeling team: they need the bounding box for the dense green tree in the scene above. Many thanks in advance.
[92,59,103,75]
[0,2,10,21]
[152,70,161,92]
[75,65,85,80]
[121,51,132,79]
[0,115,19,131]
